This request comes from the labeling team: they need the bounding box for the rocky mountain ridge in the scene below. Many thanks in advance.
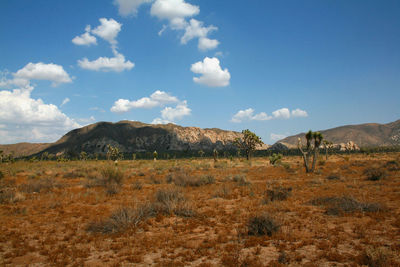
[276,119,400,149]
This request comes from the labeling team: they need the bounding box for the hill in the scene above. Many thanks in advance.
[0,143,51,157]
[277,119,400,148]
[38,120,247,156]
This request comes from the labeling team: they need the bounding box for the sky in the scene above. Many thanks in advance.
[0,0,399,145]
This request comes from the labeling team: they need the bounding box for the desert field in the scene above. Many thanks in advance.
[0,153,399,266]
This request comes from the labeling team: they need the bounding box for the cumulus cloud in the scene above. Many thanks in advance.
[291,108,308,117]
[231,108,272,123]
[61,97,70,107]
[0,67,80,143]
[150,1,219,51]
[2,62,72,88]
[160,100,191,121]
[111,90,179,113]
[191,57,230,87]
[272,108,290,119]
[198,37,219,51]
[231,108,308,123]
[91,18,122,47]
[151,118,172,124]
[72,25,97,46]
[181,19,216,43]
[151,0,199,24]
[114,0,152,16]
[78,51,134,72]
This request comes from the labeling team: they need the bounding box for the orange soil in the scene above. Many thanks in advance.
[0,153,399,266]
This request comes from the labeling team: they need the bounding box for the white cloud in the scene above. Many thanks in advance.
[270,133,287,141]
[61,97,70,107]
[111,90,179,113]
[160,100,191,121]
[231,107,308,123]
[231,108,272,123]
[91,18,122,47]
[114,0,152,17]
[198,37,219,51]
[0,87,80,143]
[4,62,72,87]
[0,63,79,143]
[78,51,134,72]
[272,108,290,119]
[72,25,97,46]
[191,57,230,87]
[181,19,216,43]
[291,108,308,117]
[150,0,199,23]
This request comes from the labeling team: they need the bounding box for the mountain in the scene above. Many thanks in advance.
[38,120,247,156]
[277,120,400,148]
[0,143,51,157]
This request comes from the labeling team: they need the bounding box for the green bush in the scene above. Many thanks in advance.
[269,153,283,166]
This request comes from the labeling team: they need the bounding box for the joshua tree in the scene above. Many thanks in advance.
[234,129,263,160]
[322,140,333,160]
[106,145,122,161]
[80,151,88,161]
[198,150,205,158]
[213,149,218,162]
[153,150,158,161]
[298,130,323,173]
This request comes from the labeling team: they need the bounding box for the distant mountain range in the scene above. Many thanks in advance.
[1,119,399,157]
[277,119,400,148]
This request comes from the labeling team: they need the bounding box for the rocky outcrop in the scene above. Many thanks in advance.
[39,121,244,155]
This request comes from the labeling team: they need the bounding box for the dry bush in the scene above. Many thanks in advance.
[132,180,143,190]
[0,188,16,203]
[101,166,124,185]
[364,168,387,181]
[233,174,250,186]
[87,204,155,234]
[247,213,280,236]
[384,160,400,171]
[63,170,86,179]
[0,170,4,179]
[213,184,231,199]
[265,186,292,202]
[151,188,195,217]
[309,196,385,215]
[19,178,58,193]
[84,166,124,194]
[169,172,215,187]
[356,246,391,267]
[326,174,341,180]
[149,175,162,184]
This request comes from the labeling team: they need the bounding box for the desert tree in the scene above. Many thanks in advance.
[106,145,122,161]
[298,130,323,173]
[80,151,88,161]
[198,150,205,158]
[213,149,218,162]
[153,150,158,161]
[322,140,333,160]
[234,129,264,160]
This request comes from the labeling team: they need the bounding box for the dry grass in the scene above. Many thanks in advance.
[0,153,399,266]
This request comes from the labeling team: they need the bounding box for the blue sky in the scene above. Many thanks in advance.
[0,0,399,144]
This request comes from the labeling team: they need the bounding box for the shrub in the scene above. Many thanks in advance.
[265,186,292,202]
[132,180,143,190]
[87,204,155,234]
[326,174,341,180]
[19,178,57,193]
[171,172,215,187]
[105,183,121,196]
[309,196,385,215]
[269,153,282,166]
[233,174,250,186]
[101,167,124,185]
[385,160,400,171]
[213,185,231,199]
[0,188,15,203]
[247,213,279,236]
[356,247,390,267]
[364,168,386,181]
[152,188,194,217]
[0,170,4,179]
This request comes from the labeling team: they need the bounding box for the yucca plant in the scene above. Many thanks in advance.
[298,130,323,173]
